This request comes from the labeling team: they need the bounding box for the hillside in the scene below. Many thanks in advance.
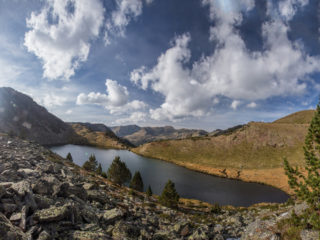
[70,122,134,149]
[133,111,315,193]
[0,87,84,145]
[111,125,208,145]
[273,110,315,124]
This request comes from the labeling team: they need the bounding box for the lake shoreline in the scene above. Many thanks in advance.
[130,148,292,195]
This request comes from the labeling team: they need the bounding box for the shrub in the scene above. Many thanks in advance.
[130,171,144,192]
[107,156,131,185]
[159,180,179,208]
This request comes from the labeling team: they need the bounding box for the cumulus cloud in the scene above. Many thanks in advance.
[246,102,257,108]
[24,0,104,80]
[278,0,309,21]
[114,111,148,125]
[131,0,320,121]
[41,94,67,108]
[231,100,241,110]
[77,79,147,114]
[104,0,143,44]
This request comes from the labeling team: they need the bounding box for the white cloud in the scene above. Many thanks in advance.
[246,102,257,108]
[231,100,241,110]
[104,0,142,44]
[145,0,154,4]
[24,0,104,80]
[114,111,148,124]
[278,0,309,21]
[131,0,320,121]
[41,94,67,108]
[76,79,147,114]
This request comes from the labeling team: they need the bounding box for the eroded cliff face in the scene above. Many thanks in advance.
[0,87,84,145]
[0,135,318,240]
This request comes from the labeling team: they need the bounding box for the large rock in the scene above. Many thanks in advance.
[103,208,124,224]
[33,204,71,223]
[0,213,27,240]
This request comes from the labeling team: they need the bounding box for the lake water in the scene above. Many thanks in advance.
[51,144,289,207]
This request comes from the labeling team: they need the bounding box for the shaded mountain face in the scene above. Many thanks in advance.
[69,122,134,149]
[0,87,83,145]
[111,125,208,146]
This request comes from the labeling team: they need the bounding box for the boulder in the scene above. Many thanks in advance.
[102,208,124,224]
[0,213,27,240]
[33,204,71,223]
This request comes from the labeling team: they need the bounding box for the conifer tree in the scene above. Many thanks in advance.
[96,163,102,175]
[82,154,98,171]
[66,152,73,162]
[159,180,179,208]
[146,185,153,197]
[284,103,320,229]
[130,171,144,192]
[107,156,131,185]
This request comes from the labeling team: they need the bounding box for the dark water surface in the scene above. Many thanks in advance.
[51,144,289,207]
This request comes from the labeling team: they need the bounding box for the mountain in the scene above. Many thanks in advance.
[0,87,84,145]
[69,122,134,149]
[133,110,315,193]
[111,125,208,145]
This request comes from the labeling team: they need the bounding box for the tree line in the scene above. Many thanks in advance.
[66,152,179,208]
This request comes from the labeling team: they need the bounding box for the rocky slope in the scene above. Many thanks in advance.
[0,87,84,146]
[111,125,208,146]
[70,122,134,149]
[0,134,318,239]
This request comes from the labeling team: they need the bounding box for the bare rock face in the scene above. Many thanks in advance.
[0,87,85,145]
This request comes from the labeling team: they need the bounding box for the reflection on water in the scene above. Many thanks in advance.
[51,144,289,207]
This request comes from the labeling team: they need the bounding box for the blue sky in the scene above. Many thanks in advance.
[0,0,320,131]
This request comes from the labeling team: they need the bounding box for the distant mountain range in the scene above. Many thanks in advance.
[111,125,208,145]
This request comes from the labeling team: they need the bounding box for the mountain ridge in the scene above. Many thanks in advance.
[111,125,208,145]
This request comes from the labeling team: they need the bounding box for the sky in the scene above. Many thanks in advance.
[0,0,320,131]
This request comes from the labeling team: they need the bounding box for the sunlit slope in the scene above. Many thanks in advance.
[273,110,315,124]
[133,122,308,169]
[70,123,133,149]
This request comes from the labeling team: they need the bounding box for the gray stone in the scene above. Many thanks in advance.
[103,208,124,224]
[300,229,319,240]
[34,204,70,223]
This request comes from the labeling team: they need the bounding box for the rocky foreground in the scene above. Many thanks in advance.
[0,135,318,240]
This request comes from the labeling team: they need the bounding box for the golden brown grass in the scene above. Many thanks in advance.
[133,121,310,193]
[71,123,129,149]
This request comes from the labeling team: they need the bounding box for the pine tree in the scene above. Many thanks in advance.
[107,156,131,185]
[96,163,102,175]
[130,171,144,192]
[82,154,98,172]
[159,180,179,208]
[66,152,73,162]
[146,185,153,197]
[284,103,320,229]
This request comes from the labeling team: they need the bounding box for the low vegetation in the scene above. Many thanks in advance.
[284,105,320,231]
